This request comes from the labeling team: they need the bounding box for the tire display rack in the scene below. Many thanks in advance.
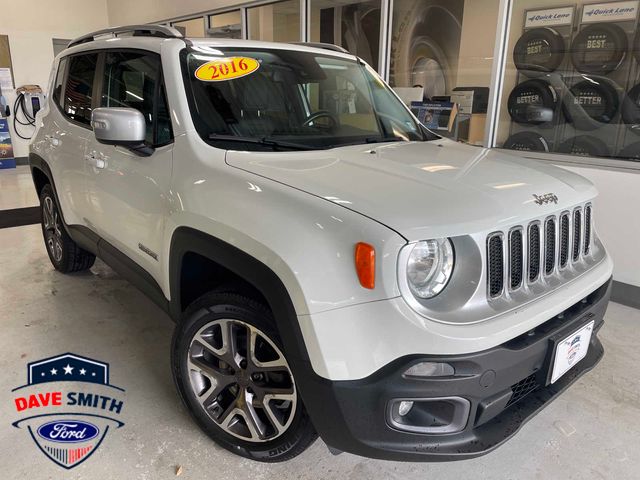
[506,6,577,153]
[505,1,640,159]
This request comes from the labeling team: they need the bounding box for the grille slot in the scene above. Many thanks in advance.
[506,373,539,407]
[544,217,556,275]
[573,209,582,262]
[528,223,541,282]
[584,204,592,255]
[559,213,570,268]
[509,229,523,289]
[487,234,504,298]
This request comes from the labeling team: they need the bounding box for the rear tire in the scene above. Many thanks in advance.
[171,292,318,462]
[39,184,95,273]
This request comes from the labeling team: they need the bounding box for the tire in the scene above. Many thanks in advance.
[557,135,610,157]
[570,23,628,75]
[621,83,640,130]
[171,292,318,462]
[39,184,96,273]
[563,79,619,130]
[507,79,557,125]
[503,132,549,152]
[513,27,566,76]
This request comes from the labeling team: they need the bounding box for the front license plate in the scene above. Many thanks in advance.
[550,321,594,384]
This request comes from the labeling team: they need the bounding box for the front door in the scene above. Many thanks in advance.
[84,50,173,284]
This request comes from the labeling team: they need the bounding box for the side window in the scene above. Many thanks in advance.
[101,51,172,146]
[52,57,68,108]
[63,54,98,126]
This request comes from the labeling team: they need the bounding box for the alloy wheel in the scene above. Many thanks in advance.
[43,196,63,263]
[186,318,297,443]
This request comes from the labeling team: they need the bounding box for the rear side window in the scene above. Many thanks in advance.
[101,51,172,146]
[52,57,68,108]
[63,54,98,126]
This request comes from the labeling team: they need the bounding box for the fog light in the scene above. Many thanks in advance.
[398,400,414,416]
[388,397,470,434]
[403,362,454,378]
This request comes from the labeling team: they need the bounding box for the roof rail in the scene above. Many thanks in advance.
[68,24,183,48]
[291,42,350,54]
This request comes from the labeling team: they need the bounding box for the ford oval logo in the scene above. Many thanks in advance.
[37,420,99,443]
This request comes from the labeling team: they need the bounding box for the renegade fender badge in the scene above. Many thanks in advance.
[194,57,260,82]
[533,193,558,205]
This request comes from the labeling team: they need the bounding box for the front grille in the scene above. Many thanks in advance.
[505,373,540,407]
[584,204,592,255]
[486,204,593,300]
[528,223,540,282]
[544,217,556,275]
[559,213,570,268]
[509,229,523,289]
[487,234,504,298]
[573,209,582,262]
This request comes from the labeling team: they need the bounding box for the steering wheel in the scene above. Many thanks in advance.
[302,110,338,129]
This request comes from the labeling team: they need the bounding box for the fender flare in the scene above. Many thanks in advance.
[168,226,310,364]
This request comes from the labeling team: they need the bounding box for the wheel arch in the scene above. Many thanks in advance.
[168,226,311,366]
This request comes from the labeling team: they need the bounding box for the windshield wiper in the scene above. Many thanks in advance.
[364,135,407,144]
[208,134,316,151]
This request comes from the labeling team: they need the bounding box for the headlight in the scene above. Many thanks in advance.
[406,239,454,298]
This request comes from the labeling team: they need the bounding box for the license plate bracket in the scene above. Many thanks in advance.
[546,318,595,385]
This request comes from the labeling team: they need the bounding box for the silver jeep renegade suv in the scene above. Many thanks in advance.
[29,25,613,462]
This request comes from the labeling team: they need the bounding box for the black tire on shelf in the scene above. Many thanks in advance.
[570,23,628,75]
[634,29,640,65]
[617,142,640,160]
[557,135,610,157]
[507,79,557,125]
[513,27,566,76]
[621,83,640,130]
[503,132,550,152]
[563,79,619,129]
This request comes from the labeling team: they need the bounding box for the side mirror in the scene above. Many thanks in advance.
[91,107,152,156]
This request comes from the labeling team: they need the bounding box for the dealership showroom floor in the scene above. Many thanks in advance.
[1,166,639,479]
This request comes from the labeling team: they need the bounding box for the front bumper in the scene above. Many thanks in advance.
[297,278,611,461]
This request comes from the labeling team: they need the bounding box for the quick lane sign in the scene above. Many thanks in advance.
[525,6,574,28]
[582,1,639,23]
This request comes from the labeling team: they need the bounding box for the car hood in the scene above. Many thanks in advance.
[225,139,597,241]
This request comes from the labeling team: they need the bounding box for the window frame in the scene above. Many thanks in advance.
[57,51,103,131]
[55,48,174,148]
[98,48,174,148]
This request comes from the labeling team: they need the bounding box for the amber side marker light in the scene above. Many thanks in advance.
[355,242,375,289]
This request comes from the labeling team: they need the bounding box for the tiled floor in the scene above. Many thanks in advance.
[1,167,639,479]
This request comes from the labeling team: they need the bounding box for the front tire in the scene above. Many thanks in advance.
[39,184,95,273]
[172,292,317,462]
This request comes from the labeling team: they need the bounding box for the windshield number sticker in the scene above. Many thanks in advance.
[195,57,260,82]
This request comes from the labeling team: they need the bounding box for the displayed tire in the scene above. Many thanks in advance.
[513,27,566,75]
[634,29,640,65]
[622,83,640,129]
[563,79,619,129]
[503,132,550,152]
[507,79,557,124]
[617,142,640,160]
[570,23,628,75]
[557,135,610,157]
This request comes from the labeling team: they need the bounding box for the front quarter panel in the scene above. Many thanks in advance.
[163,134,406,316]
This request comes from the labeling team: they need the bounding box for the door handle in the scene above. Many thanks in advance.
[44,134,60,147]
[84,153,105,169]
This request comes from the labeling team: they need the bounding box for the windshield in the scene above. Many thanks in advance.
[181,46,437,150]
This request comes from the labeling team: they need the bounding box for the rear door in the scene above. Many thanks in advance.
[83,50,173,282]
[46,53,100,226]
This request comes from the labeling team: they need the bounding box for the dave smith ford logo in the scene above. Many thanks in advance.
[11,353,125,469]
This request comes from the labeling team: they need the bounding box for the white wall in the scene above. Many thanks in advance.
[559,165,640,287]
[106,0,240,25]
[3,0,109,158]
